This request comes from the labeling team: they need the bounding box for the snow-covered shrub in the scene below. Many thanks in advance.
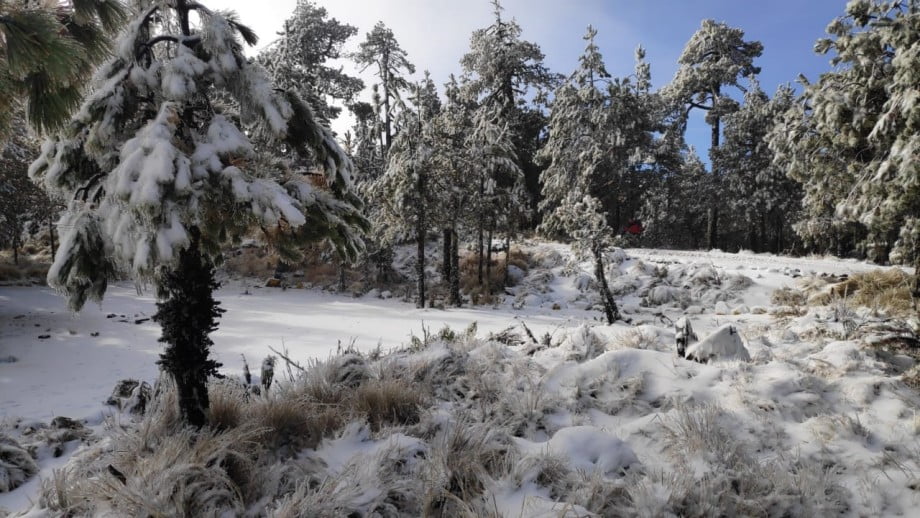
[0,434,38,492]
[105,379,152,415]
[644,285,691,307]
[352,379,427,432]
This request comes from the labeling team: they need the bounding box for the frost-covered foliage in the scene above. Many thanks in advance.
[257,0,364,123]
[770,0,920,280]
[460,0,558,221]
[353,21,416,152]
[539,27,624,323]
[665,19,763,249]
[29,0,367,311]
[713,83,801,253]
[0,0,127,134]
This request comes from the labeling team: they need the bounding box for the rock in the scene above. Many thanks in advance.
[380,290,393,299]
[685,305,704,315]
[506,264,526,284]
[714,301,731,315]
[686,324,751,363]
[0,435,39,492]
[265,278,282,288]
[552,303,562,310]
[50,416,83,430]
[37,334,50,339]
[732,305,751,315]
[105,379,152,415]
[675,317,698,358]
[751,306,768,315]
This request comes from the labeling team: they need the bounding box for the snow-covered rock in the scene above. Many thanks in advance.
[0,435,38,492]
[714,301,731,314]
[685,324,751,362]
[506,264,526,284]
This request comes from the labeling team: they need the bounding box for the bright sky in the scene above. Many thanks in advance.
[221,0,846,158]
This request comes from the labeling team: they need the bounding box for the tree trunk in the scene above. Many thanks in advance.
[707,86,721,250]
[12,233,19,265]
[441,228,452,282]
[450,228,461,307]
[154,228,223,428]
[415,183,426,309]
[477,178,485,285]
[502,235,511,288]
[912,255,920,314]
[382,49,392,152]
[337,259,347,292]
[485,224,494,294]
[48,213,56,258]
[593,246,620,324]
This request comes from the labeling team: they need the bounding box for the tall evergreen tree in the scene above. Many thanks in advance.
[667,20,763,249]
[353,21,415,153]
[29,0,366,426]
[539,26,622,324]
[257,0,364,123]
[715,83,799,252]
[374,74,440,307]
[460,0,558,227]
[770,0,920,301]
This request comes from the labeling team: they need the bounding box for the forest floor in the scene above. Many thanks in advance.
[1,241,918,516]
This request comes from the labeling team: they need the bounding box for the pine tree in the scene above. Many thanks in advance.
[374,74,440,307]
[667,20,763,249]
[641,148,711,249]
[353,22,415,153]
[0,0,127,134]
[461,0,558,230]
[257,0,364,123]
[771,0,920,302]
[714,83,799,252]
[539,26,622,324]
[29,0,366,426]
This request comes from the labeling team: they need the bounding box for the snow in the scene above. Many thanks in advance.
[685,324,751,362]
[2,243,919,515]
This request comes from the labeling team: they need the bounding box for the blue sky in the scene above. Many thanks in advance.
[226,0,847,158]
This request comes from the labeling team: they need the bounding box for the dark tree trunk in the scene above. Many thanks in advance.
[154,228,223,428]
[477,179,485,285]
[48,213,56,258]
[449,228,461,307]
[337,259,347,292]
[12,233,19,265]
[485,224,494,294]
[415,186,426,309]
[707,86,721,250]
[593,245,620,324]
[441,228,452,282]
[502,235,511,288]
[913,255,920,314]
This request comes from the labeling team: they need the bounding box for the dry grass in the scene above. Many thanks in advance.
[771,286,808,307]
[830,269,914,314]
[353,379,427,432]
[458,248,530,305]
[0,257,50,282]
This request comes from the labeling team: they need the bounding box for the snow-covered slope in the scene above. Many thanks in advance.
[1,243,918,516]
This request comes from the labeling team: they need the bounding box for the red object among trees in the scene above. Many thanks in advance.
[625,219,644,236]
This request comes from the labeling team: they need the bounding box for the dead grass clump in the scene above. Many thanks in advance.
[834,269,914,314]
[353,379,427,432]
[208,379,249,430]
[771,286,807,307]
[0,435,39,492]
[458,249,522,305]
[614,327,661,350]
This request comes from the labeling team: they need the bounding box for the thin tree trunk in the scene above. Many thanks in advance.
[441,228,452,282]
[12,234,19,265]
[707,86,721,250]
[485,224,494,294]
[48,213,56,258]
[912,255,920,313]
[502,235,511,288]
[593,245,619,324]
[477,179,485,285]
[450,227,461,307]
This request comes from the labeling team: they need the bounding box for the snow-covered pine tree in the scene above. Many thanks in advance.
[640,148,711,249]
[374,74,440,307]
[714,82,799,253]
[666,20,763,249]
[426,76,477,306]
[0,0,127,134]
[354,21,415,153]
[461,0,558,231]
[771,0,920,301]
[257,0,363,124]
[539,26,622,324]
[29,0,366,426]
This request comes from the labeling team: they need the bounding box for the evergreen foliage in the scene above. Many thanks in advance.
[29,0,367,425]
[257,0,364,123]
[0,0,127,134]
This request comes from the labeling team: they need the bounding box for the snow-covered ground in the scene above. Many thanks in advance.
[2,243,918,516]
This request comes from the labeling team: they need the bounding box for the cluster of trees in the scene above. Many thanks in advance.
[3,0,919,427]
